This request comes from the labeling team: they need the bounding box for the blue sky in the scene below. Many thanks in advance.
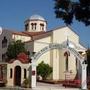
[0,0,90,48]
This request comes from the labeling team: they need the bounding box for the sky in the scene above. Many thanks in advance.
[0,0,90,48]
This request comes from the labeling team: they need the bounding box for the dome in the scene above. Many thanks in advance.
[30,14,45,21]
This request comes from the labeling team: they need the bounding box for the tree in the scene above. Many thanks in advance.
[54,0,90,26]
[37,61,52,80]
[7,40,26,60]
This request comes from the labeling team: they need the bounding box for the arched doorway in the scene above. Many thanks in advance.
[14,66,21,86]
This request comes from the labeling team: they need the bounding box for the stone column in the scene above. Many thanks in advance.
[53,49,59,80]
[81,64,87,90]
[31,60,36,88]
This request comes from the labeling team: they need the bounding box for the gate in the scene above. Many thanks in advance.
[30,43,87,90]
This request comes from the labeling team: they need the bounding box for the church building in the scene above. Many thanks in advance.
[0,15,86,86]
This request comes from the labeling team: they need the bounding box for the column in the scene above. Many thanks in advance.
[81,64,87,90]
[53,49,59,80]
[31,60,36,88]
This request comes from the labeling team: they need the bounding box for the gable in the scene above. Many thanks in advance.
[52,26,79,44]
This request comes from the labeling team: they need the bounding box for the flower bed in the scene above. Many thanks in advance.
[63,79,81,88]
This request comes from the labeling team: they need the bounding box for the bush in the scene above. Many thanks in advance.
[22,78,30,88]
[37,61,52,80]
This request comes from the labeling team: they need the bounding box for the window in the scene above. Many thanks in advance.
[0,66,3,80]
[2,53,7,61]
[10,68,12,78]
[34,23,37,30]
[31,23,37,30]
[40,23,44,30]
[25,23,29,31]
[64,51,70,71]
[31,23,33,30]
[2,36,7,48]
[66,56,68,71]
[24,69,26,79]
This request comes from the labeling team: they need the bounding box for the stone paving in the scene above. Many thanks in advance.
[0,82,80,90]
[33,82,80,90]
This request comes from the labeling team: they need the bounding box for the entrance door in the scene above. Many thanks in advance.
[14,66,21,86]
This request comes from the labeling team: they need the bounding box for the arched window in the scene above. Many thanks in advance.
[64,51,70,71]
[31,23,37,30]
[40,23,44,30]
[2,36,7,48]
[25,23,29,31]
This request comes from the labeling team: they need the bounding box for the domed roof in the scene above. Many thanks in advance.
[30,14,45,21]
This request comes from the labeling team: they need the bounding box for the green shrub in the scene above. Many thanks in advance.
[37,61,52,80]
[22,78,30,88]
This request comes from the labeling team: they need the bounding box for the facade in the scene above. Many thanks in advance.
[0,29,12,62]
[0,14,86,86]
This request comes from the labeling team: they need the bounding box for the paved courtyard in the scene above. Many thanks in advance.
[33,82,80,90]
[0,82,80,90]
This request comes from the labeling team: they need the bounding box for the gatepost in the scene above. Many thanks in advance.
[31,59,36,88]
[81,63,87,90]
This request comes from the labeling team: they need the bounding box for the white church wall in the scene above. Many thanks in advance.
[51,27,78,80]
[34,36,51,51]
[52,49,60,80]
[53,27,79,44]
[59,49,66,80]
[34,36,51,65]
[12,34,31,42]
[53,49,77,81]
[66,27,79,44]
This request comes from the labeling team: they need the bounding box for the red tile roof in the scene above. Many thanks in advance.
[9,53,30,64]
[11,30,52,43]
[22,31,46,36]
[13,31,30,37]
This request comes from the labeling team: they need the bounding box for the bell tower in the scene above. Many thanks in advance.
[24,15,47,32]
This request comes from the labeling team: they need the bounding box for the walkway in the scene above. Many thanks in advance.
[0,82,80,90]
[33,82,80,90]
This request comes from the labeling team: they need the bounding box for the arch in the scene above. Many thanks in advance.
[30,43,87,89]
[14,66,21,86]
[31,43,84,64]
